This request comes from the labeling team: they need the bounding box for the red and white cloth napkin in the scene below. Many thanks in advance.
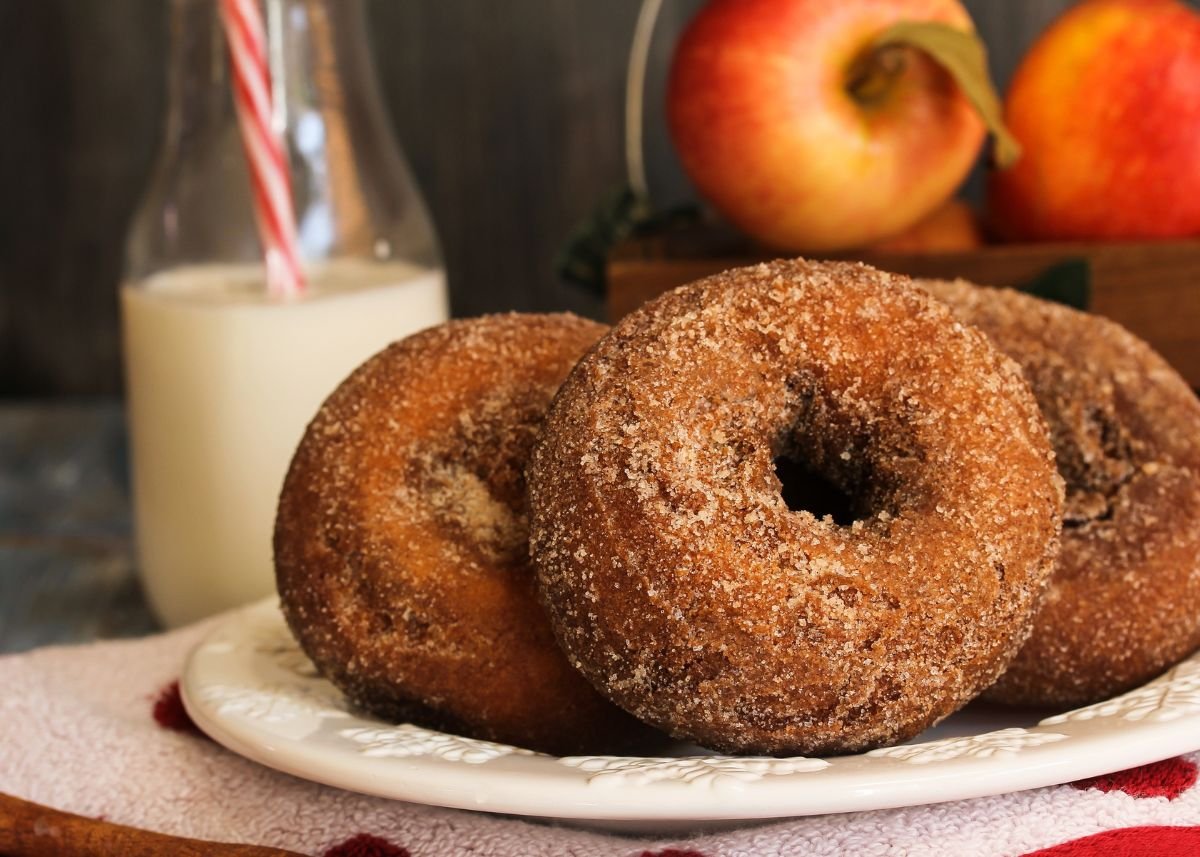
[2,620,1199,857]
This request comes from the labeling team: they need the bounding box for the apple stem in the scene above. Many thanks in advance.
[846,44,909,105]
[872,20,1021,169]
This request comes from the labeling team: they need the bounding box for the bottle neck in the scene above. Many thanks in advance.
[273,0,378,138]
[163,0,232,151]
[129,0,440,280]
[162,0,375,151]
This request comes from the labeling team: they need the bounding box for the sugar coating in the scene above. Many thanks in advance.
[274,313,654,755]
[920,279,1200,707]
[528,259,1064,756]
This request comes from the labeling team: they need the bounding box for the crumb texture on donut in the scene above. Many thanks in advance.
[529,259,1063,756]
[921,279,1200,707]
[274,313,652,755]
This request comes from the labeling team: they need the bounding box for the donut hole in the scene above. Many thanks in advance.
[772,454,858,526]
[1056,403,1137,529]
[769,373,909,529]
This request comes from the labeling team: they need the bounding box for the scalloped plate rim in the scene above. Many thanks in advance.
[181,598,1200,826]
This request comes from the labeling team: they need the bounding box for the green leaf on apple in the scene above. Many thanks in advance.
[873,21,1021,169]
[1020,258,1091,310]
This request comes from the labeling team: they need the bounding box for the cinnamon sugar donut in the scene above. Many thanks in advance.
[920,279,1200,707]
[274,313,652,755]
[529,259,1064,756]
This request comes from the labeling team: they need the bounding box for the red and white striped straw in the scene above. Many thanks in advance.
[219,0,305,298]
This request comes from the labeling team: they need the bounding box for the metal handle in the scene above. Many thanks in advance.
[625,0,665,201]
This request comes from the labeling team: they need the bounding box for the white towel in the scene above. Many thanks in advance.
[2,619,1199,857]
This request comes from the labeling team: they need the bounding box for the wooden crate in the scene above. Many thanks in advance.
[608,226,1200,387]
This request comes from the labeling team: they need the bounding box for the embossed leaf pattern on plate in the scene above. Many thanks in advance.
[559,755,829,787]
[201,681,350,724]
[864,728,1068,764]
[339,724,536,764]
[1041,660,1200,726]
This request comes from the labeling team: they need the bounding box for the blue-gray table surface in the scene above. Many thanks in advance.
[0,401,160,654]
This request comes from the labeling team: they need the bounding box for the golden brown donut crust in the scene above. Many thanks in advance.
[274,313,652,755]
[529,260,1063,756]
[920,279,1200,707]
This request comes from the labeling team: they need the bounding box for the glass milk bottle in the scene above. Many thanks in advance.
[123,0,448,627]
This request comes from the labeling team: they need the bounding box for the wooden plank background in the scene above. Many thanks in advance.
[0,0,1083,395]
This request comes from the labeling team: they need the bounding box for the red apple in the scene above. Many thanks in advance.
[990,0,1200,241]
[667,0,987,252]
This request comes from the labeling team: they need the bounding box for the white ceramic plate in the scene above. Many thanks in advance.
[182,598,1200,828]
